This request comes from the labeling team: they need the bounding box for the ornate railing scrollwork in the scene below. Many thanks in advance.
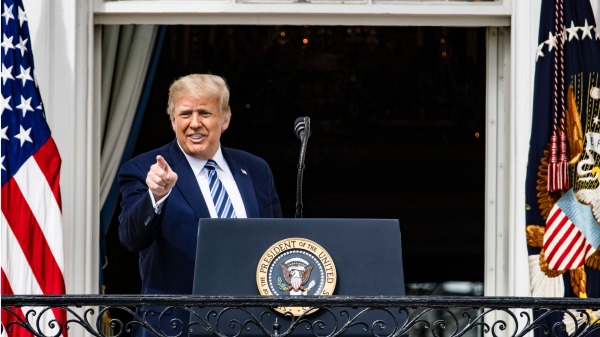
[2,295,600,337]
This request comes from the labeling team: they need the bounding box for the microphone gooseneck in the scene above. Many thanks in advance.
[295,116,310,218]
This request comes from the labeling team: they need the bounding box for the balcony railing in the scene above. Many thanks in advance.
[2,295,600,337]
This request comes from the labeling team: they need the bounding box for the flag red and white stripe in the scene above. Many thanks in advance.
[1,0,67,336]
[544,203,595,271]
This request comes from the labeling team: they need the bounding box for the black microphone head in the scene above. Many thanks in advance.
[294,117,306,140]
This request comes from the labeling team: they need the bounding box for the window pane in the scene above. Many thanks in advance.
[105,25,486,296]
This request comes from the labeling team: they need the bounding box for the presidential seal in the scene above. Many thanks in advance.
[256,237,337,316]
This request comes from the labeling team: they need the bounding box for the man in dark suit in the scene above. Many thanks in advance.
[118,73,282,337]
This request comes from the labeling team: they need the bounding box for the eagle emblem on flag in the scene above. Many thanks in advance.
[525,1,600,334]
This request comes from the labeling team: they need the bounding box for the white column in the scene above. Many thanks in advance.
[23,0,99,296]
[510,0,537,298]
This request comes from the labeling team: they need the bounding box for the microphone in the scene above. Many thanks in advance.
[294,117,311,142]
[293,116,311,218]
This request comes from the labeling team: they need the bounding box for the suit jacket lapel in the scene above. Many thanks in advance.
[165,140,210,218]
[223,148,260,217]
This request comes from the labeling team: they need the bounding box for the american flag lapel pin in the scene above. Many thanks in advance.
[241,169,247,175]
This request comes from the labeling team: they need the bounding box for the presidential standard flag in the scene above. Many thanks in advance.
[525,0,600,335]
[1,0,67,336]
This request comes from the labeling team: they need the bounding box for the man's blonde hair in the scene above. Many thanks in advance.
[166,74,231,118]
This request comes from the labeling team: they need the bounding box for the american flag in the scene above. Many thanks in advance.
[1,0,67,336]
[525,0,600,335]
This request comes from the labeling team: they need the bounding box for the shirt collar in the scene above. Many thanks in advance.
[207,148,229,173]
[178,143,229,176]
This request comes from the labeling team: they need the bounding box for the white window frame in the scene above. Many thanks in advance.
[93,0,511,26]
[91,0,531,298]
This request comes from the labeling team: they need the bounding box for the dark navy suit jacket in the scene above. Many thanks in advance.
[118,140,282,336]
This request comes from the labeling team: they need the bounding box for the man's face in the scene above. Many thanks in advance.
[171,95,230,160]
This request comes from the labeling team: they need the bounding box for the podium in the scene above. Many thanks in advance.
[190,218,406,336]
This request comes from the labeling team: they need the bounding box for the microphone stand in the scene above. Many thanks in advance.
[295,117,310,218]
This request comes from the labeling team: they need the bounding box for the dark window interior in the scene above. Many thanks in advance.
[104,25,486,296]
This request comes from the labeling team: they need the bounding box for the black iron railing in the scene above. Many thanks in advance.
[2,295,600,337]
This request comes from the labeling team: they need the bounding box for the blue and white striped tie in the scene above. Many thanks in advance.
[205,160,237,218]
